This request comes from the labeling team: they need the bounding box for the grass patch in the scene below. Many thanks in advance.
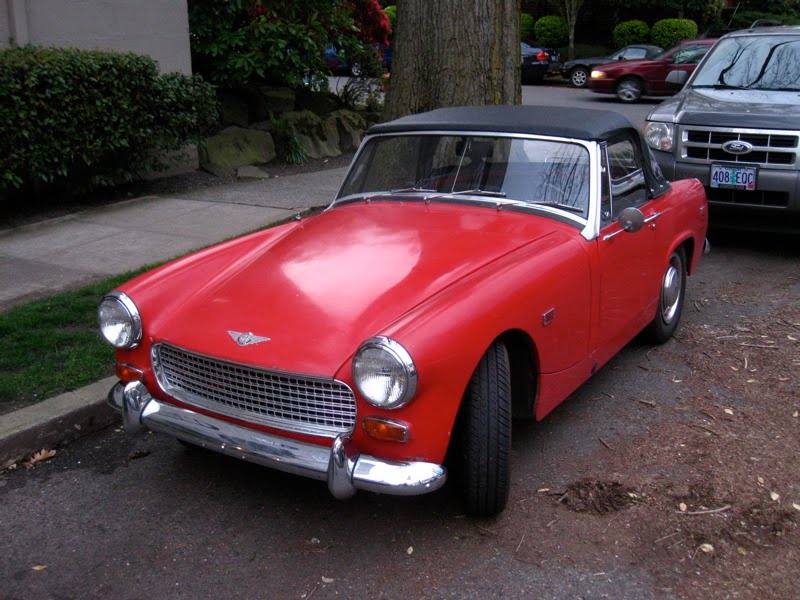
[0,208,320,413]
[0,268,151,411]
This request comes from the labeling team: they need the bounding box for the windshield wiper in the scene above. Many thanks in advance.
[390,186,437,193]
[528,201,584,214]
[694,83,746,89]
[449,189,507,198]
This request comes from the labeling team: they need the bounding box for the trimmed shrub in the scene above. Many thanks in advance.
[521,13,535,41]
[534,15,568,49]
[0,46,218,198]
[651,19,699,49]
[613,20,650,49]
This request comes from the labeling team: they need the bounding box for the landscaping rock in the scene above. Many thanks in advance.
[328,110,367,153]
[200,127,276,177]
[283,110,341,159]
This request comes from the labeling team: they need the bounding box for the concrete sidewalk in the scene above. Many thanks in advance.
[0,166,348,467]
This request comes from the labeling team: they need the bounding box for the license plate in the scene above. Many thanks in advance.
[710,164,757,191]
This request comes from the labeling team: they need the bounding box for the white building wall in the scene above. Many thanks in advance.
[1,0,191,74]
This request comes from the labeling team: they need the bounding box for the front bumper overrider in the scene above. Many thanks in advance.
[108,381,446,499]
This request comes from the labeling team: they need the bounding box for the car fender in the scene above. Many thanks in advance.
[335,230,593,465]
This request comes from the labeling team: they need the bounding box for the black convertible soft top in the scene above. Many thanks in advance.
[369,105,636,141]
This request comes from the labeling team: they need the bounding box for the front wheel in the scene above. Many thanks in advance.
[645,246,686,344]
[616,77,644,102]
[459,340,512,516]
[570,66,589,87]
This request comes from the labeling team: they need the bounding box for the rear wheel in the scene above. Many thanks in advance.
[646,246,686,343]
[570,66,589,87]
[459,340,512,516]
[616,77,644,102]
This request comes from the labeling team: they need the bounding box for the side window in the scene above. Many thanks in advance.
[673,44,708,65]
[624,48,647,60]
[600,136,649,225]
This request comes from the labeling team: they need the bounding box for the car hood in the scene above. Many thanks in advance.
[130,201,564,376]
[648,87,800,128]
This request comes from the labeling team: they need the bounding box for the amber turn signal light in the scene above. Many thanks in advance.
[115,363,144,383]
[363,417,409,443]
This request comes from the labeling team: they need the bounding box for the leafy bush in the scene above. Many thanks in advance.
[384,5,397,32]
[188,0,390,90]
[521,13,535,41]
[534,15,568,48]
[0,46,218,197]
[613,20,651,48]
[651,19,699,49]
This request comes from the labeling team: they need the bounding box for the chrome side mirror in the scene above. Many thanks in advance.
[618,207,645,233]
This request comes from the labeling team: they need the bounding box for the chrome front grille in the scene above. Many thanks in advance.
[680,126,799,168]
[151,343,356,438]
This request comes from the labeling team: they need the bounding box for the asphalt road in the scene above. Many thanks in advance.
[1,83,797,600]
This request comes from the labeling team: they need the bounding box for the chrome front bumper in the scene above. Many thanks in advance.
[108,382,446,499]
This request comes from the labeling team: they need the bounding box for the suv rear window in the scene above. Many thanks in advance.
[693,35,800,90]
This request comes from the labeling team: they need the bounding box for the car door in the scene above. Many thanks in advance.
[595,135,661,357]
[648,43,709,94]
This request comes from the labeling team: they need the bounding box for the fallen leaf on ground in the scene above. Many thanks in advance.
[724,408,734,415]
[679,502,688,512]
[792,503,800,512]
[32,565,47,571]
[28,449,56,467]
[537,488,550,493]
[770,491,780,502]
[406,546,413,555]
[321,576,334,584]
[699,543,714,554]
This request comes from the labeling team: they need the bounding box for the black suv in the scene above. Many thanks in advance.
[644,25,800,231]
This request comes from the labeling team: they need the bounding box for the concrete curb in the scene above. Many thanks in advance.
[0,377,119,469]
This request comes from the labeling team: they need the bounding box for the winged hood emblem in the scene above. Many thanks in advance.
[228,330,271,346]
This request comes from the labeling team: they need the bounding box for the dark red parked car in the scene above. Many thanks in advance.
[589,39,717,102]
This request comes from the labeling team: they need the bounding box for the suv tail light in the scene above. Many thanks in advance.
[536,51,549,61]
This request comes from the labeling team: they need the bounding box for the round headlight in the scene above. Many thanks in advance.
[353,337,417,409]
[98,292,142,349]
[644,121,674,152]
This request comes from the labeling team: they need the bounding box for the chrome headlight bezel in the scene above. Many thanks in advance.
[98,291,142,349]
[644,121,675,152]
[352,336,417,410]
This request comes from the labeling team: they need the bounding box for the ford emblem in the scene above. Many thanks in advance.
[722,140,753,155]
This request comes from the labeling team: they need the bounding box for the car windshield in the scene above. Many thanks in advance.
[691,35,800,90]
[337,134,591,216]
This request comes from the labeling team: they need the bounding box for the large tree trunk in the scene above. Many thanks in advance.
[383,0,521,121]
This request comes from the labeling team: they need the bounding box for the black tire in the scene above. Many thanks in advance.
[570,66,589,88]
[459,340,512,516]
[645,246,686,344]
[616,77,644,102]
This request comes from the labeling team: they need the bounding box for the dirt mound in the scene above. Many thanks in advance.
[559,479,639,514]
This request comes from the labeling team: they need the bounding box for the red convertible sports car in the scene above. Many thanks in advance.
[99,106,708,516]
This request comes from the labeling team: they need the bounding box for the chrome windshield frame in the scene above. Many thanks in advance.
[331,130,603,242]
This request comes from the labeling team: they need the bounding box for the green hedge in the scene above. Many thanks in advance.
[521,13,535,41]
[0,46,218,198]
[613,20,650,49]
[534,15,568,48]
[651,19,699,49]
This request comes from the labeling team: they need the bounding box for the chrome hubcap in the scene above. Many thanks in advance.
[617,82,640,102]
[661,254,683,324]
